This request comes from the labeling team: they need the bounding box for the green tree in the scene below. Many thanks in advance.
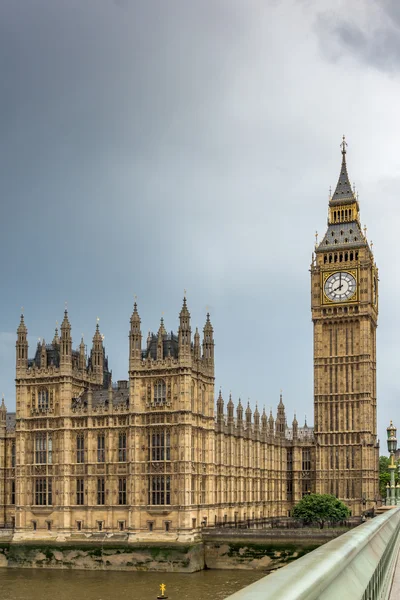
[379,455,391,498]
[292,494,350,528]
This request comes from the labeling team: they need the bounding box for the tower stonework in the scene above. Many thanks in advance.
[312,139,379,515]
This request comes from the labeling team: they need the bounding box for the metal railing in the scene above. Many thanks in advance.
[206,515,362,530]
[225,507,400,600]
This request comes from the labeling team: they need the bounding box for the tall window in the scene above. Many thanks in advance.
[97,478,105,505]
[287,449,293,471]
[97,434,105,463]
[149,476,171,505]
[149,430,170,461]
[11,481,15,505]
[302,448,311,471]
[119,478,127,505]
[154,380,166,405]
[38,389,49,411]
[35,434,52,464]
[35,478,52,505]
[76,434,85,463]
[191,475,196,504]
[11,443,16,467]
[118,432,127,462]
[76,478,84,505]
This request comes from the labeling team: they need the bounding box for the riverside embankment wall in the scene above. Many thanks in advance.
[0,528,347,572]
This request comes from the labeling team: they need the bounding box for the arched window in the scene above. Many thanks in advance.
[154,380,166,405]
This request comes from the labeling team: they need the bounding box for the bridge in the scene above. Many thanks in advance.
[225,507,400,600]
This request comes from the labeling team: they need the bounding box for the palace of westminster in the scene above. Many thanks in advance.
[0,141,379,538]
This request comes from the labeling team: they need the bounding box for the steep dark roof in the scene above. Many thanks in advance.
[317,220,367,252]
[6,412,16,432]
[143,332,179,360]
[330,143,357,207]
[73,385,129,409]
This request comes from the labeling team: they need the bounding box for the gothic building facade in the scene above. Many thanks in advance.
[0,141,378,537]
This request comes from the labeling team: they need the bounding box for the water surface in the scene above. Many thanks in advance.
[0,568,265,600]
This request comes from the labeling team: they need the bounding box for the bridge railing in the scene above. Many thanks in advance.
[224,507,400,600]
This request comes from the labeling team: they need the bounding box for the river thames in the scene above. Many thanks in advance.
[0,568,265,600]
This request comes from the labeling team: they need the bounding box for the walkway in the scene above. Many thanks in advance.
[389,544,400,599]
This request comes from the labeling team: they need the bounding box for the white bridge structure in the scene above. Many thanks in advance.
[225,508,400,600]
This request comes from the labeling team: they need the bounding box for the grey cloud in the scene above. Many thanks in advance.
[316,1,400,71]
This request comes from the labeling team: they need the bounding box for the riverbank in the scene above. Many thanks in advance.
[0,526,346,573]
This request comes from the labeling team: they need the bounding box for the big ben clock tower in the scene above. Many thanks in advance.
[311,137,379,515]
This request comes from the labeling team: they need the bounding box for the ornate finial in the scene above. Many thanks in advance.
[21,306,24,315]
[363,225,367,238]
[340,134,347,155]
[184,289,187,297]
[353,182,356,194]
[329,186,332,199]
[64,301,68,314]
[371,240,373,249]
[315,231,318,246]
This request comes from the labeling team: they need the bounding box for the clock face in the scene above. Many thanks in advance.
[324,271,356,302]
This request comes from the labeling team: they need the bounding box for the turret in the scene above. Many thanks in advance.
[52,324,59,346]
[90,321,104,385]
[237,398,243,431]
[227,394,234,426]
[245,402,252,428]
[268,409,275,436]
[79,336,86,371]
[275,392,286,438]
[217,389,224,424]
[60,309,72,367]
[202,313,214,369]
[40,339,47,369]
[157,317,166,361]
[0,395,6,434]
[16,313,28,373]
[261,407,267,434]
[178,296,191,358]
[129,302,142,370]
[292,413,298,441]
[254,404,260,431]
[193,327,201,360]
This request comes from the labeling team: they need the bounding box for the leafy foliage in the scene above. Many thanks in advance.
[379,455,394,498]
[292,494,350,526]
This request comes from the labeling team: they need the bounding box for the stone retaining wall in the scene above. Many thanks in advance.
[0,541,205,573]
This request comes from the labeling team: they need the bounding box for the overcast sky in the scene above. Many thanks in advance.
[1,0,400,448]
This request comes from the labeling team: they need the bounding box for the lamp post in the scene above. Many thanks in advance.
[397,461,400,506]
[387,421,397,506]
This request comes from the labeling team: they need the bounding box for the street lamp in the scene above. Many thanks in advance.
[387,421,397,506]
